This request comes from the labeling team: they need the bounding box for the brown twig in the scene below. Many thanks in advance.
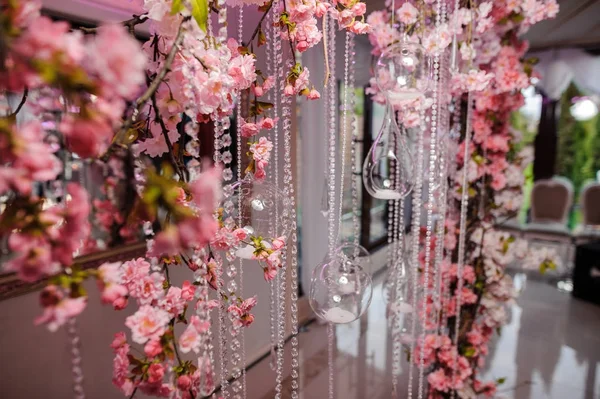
[242,2,273,47]
[8,87,28,117]
[78,14,148,35]
[282,0,297,57]
[101,18,189,162]
[150,92,186,182]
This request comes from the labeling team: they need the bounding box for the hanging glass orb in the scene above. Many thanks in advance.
[309,253,373,324]
[375,41,429,101]
[334,242,372,272]
[221,178,292,257]
[362,100,415,200]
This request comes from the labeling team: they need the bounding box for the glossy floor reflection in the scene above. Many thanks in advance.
[245,272,600,398]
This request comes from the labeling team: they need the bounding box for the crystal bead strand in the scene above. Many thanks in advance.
[335,31,353,244]
[417,0,443,396]
[215,1,230,396]
[264,7,279,375]
[196,284,216,397]
[390,121,404,397]
[348,38,360,249]
[432,0,450,335]
[390,199,401,398]
[326,17,338,256]
[273,1,287,395]
[325,13,338,399]
[451,93,474,397]
[438,100,462,335]
[406,73,427,399]
[66,318,85,399]
[233,6,247,399]
[282,56,300,399]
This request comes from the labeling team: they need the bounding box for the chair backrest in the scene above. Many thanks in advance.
[581,182,600,226]
[530,177,573,224]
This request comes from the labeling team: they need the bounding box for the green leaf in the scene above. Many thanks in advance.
[191,0,209,32]
[171,0,184,15]
[463,346,476,357]
[496,377,506,385]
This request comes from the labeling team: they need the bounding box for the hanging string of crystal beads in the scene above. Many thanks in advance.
[451,92,474,397]
[417,0,444,396]
[348,38,360,249]
[215,2,231,397]
[265,5,279,377]
[326,11,337,399]
[67,317,85,399]
[432,0,451,339]
[406,44,427,399]
[273,0,287,395]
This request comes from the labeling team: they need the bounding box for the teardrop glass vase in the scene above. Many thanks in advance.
[362,100,414,200]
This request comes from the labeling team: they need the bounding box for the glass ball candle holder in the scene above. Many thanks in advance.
[309,254,373,324]
[221,178,292,258]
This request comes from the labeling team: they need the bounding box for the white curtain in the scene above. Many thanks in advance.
[534,48,600,100]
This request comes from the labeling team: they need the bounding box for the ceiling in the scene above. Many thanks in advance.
[42,0,600,52]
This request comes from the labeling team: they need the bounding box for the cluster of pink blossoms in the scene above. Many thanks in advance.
[3,2,146,158]
[367,0,558,397]
[4,183,90,283]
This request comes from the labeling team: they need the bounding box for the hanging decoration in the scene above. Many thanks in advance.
[0,0,568,398]
[366,0,560,398]
[0,0,370,398]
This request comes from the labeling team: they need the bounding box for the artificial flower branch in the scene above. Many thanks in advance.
[101,18,189,162]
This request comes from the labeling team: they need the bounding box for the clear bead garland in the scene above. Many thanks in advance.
[406,62,427,399]
[432,0,451,336]
[417,0,443,396]
[265,6,279,376]
[66,317,85,399]
[325,13,337,399]
[215,2,231,397]
[438,100,462,336]
[282,59,300,399]
[451,92,474,394]
[272,0,287,395]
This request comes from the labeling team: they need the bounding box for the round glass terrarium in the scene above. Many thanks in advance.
[309,252,373,324]
[221,178,292,258]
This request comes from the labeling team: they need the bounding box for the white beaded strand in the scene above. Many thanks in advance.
[326,13,338,399]
[406,76,427,399]
[67,318,85,399]
[417,0,443,396]
[451,93,474,397]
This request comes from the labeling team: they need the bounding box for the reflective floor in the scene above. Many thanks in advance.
[246,273,600,399]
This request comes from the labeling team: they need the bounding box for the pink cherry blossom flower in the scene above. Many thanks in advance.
[271,236,286,250]
[307,88,321,99]
[396,3,418,25]
[86,24,146,99]
[159,286,186,316]
[179,315,210,354]
[110,332,127,350]
[228,54,257,90]
[249,137,273,163]
[147,363,165,384]
[35,293,87,332]
[181,281,196,301]
[241,122,260,138]
[348,21,371,34]
[125,305,171,344]
[263,265,278,281]
[144,339,163,357]
[177,375,192,391]
[128,273,165,306]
